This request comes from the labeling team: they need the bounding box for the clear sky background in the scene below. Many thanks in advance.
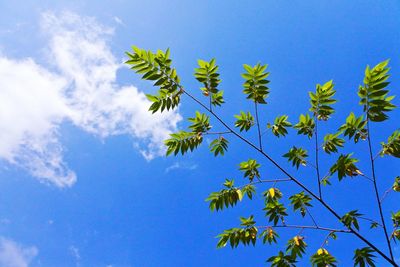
[0,1,399,266]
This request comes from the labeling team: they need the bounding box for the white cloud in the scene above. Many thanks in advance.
[69,245,80,265]
[0,237,38,267]
[113,16,125,26]
[165,162,198,173]
[0,11,181,187]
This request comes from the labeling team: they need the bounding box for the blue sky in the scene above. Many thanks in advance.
[0,0,399,266]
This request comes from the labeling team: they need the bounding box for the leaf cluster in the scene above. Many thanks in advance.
[338,112,367,143]
[310,249,337,267]
[294,114,315,138]
[165,131,203,156]
[126,47,181,113]
[358,60,395,122]
[283,146,308,169]
[268,115,292,137]
[206,179,254,211]
[289,191,312,217]
[380,130,400,158]
[194,59,224,106]
[242,63,270,104]
[286,236,307,259]
[329,154,361,181]
[267,251,297,267]
[234,111,254,132]
[309,80,337,121]
[260,227,279,245]
[322,133,344,154]
[216,216,258,248]
[341,210,363,230]
[239,159,261,182]
[210,136,229,156]
[393,176,400,192]
[263,188,288,225]
[353,247,376,267]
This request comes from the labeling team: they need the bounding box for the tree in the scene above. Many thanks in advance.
[125,46,399,266]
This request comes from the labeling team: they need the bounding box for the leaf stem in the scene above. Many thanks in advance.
[254,102,263,151]
[314,117,322,199]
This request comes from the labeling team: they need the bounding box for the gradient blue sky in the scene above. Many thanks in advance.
[0,1,399,266]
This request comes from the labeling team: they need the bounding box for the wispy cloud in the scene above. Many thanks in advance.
[0,237,38,267]
[165,162,198,173]
[0,11,181,187]
[69,245,80,266]
[113,16,125,26]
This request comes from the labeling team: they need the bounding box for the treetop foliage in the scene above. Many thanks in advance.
[126,46,399,266]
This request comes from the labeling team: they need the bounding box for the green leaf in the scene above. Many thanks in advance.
[391,210,400,227]
[206,179,251,211]
[283,146,308,169]
[165,131,203,156]
[341,210,363,230]
[286,236,307,259]
[393,229,400,243]
[263,200,288,226]
[234,111,254,132]
[209,136,229,156]
[358,59,396,122]
[126,47,182,113]
[260,228,279,244]
[242,63,270,104]
[195,58,224,106]
[294,113,315,138]
[309,80,337,121]
[380,130,400,158]
[353,247,376,267]
[392,176,400,192]
[322,133,345,154]
[216,216,258,248]
[329,154,361,181]
[188,111,211,133]
[338,112,367,143]
[289,192,312,217]
[267,251,297,266]
[268,115,292,137]
[310,249,337,267]
[263,187,283,203]
[239,159,261,182]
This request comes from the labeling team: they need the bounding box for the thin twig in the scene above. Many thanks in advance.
[358,216,383,228]
[314,118,322,199]
[359,173,374,182]
[305,206,319,228]
[254,102,263,151]
[258,225,351,233]
[321,231,335,248]
[366,119,395,261]
[202,131,232,136]
[380,187,393,204]
[238,178,292,189]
